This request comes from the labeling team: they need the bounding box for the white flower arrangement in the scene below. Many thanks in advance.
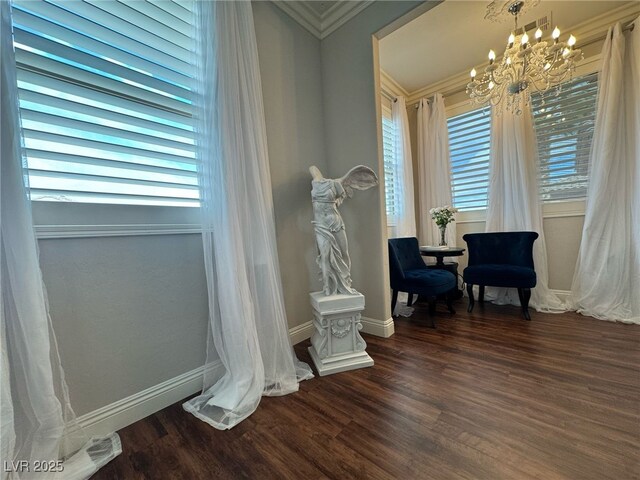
[429,206,458,227]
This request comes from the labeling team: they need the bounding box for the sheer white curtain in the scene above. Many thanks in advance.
[417,94,455,247]
[390,96,416,238]
[1,2,120,478]
[485,99,565,312]
[570,19,640,324]
[183,0,312,430]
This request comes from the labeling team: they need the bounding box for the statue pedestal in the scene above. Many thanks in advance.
[308,291,374,376]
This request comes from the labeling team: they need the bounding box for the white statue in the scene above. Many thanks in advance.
[310,165,378,296]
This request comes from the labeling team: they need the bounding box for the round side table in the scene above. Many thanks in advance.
[419,246,466,299]
[419,246,465,267]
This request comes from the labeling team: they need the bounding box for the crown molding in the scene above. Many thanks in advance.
[271,1,374,40]
[272,1,322,38]
[380,69,409,99]
[569,2,639,46]
[405,2,640,106]
[406,69,469,105]
[320,1,375,39]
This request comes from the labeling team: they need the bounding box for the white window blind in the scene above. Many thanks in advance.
[531,72,598,201]
[382,111,397,220]
[447,106,491,211]
[12,0,198,207]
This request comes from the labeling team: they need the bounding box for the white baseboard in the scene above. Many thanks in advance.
[361,316,395,338]
[289,316,397,342]
[76,323,317,436]
[77,318,372,436]
[289,320,314,345]
[76,362,219,438]
[551,289,572,303]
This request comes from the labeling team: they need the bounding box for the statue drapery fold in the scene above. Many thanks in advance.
[310,165,378,296]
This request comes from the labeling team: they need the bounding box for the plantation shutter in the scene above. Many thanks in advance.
[531,72,598,201]
[447,106,491,211]
[12,0,198,206]
[382,111,397,219]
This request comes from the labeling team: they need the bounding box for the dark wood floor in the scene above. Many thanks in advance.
[94,299,640,480]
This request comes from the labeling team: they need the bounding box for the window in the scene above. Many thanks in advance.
[12,0,197,207]
[381,109,398,220]
[531,73,598,202]
[447,106,491,211]
[447,73,599,211]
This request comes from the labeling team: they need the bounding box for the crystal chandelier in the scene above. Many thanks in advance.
[466,0,582,113]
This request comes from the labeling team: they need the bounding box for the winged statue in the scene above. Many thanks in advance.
[309,165,379,296]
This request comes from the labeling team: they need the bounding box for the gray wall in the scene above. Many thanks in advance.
[320,1,426,322]
[38,231,209,416]
[35,2,328,417]
[253,1,327,327]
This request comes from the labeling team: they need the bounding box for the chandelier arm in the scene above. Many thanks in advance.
[468,1,581,113]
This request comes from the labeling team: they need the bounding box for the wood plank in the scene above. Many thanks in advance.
[93,300,640,479]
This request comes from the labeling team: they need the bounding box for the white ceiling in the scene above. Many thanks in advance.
[379,0,631,93]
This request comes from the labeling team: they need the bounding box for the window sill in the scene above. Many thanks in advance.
[456,199,586,224]
[35,223,201,239]
[32,202,202,239]
[541,199,586,218]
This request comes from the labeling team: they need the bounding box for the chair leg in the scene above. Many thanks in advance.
[518,288,532,320]
[428,298,436,315]
[407,293,414,307]
[478,285,485,304]
[466,283,475,312]
[391,290,398,315]
[517,287,524,304]
[446,289,456,315]
[426,298,437,328]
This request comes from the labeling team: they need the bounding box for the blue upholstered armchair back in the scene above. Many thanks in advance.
[388,238,426,284]
[463,232,538,268]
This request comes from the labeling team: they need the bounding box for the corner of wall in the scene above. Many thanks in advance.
[361,316,395,338]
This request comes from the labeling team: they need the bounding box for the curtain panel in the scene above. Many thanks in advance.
[417,94,456,248]
[570,19,640,323]
[485,98,565,312]
[183,0,312,430]
[1,2,120,477]
[389,96,416,238]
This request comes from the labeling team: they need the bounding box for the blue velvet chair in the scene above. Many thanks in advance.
[462,232,539,320]
[388,238,457,323]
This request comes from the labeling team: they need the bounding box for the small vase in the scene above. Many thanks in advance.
[438,225,447,246]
